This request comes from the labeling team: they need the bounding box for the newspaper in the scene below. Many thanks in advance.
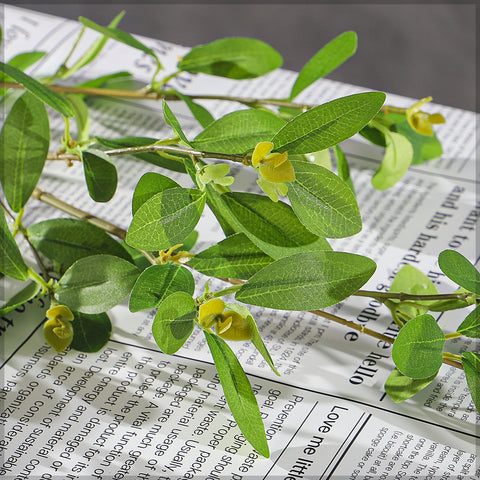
[1,5,478,479]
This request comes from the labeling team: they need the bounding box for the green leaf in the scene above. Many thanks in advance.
[28,218,133,273]
[174,90,214,128]
[290,31,357,100]
[192,109,286,154]
[132,172,180,215]
[126,188,206,251]
[287,160,361,238]
[462,352,480,412]
[0,282,41,316]
[385,368,437,403]
[152,292,196,354]
[178,37,282,80]
[333,145,354,192]
[0,92,49,212]
[221,191,331,260]
[0,62,74,117]
[204,331,269,457]
[457,306,480,338]
[82,149,118,202]
[272,92,386,154]
[55,254,140,314]
[70,311,112,352]
[236,250,376,311]
[129,264,195,312]
[371,123,414,190]
[0,51,46,96]
[438,249,480,294]
[162,100,191,146]
[181,230,199,251]
[392,314,445,379]
[76,71,133,90]
[189,233,273,280]
[66,94,90,143]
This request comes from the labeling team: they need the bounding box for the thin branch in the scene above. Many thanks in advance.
[355,290,472,303]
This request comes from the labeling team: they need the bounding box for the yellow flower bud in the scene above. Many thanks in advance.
[406,97,445,136]
[44,305,74,352]
[217,311,252,341]
[198,298,225,328]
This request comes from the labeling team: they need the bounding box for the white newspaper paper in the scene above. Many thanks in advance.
[1,5,478,479]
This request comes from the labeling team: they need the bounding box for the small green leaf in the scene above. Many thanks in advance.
[462,352,480,412]
[392,314,445,379]
[287,160,361,238]
[290,31,357,100]
[174,90,214,128]
[129,264,195,313]
[0,282,41,316]
[0,51,46,96]
[181,230,199,251]
[66,94,90,143]
[333,145,354,192]
[457,306,480,338]
[236,250,376,311]
[70,311,112,352]
[132,172,180,215]
[204,331,269,457]
[385,368,437,403]
[82,149,118,202]
[438,249,480,294]
[126,188,206,251]
[272,92,386,154]
[56,254,140,314]
[162,100,191,146]
[0,92,49,212]
[152,292,196,354]
[178,37,282,80]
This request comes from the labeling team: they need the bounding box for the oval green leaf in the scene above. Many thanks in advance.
[0,281,41,316]
[82,149,118,202]
[70,311,112,352]
[438,249,480,295]
[163,100,191,146]
[132,172,180,215]
[462,352,480,412]
[457,306,480,338]
[385,368,437,403]
[0,209,29,281]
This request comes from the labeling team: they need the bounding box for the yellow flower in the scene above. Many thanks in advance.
[44,305,74,352]
[406,97,445,136]
[198,299,225,328]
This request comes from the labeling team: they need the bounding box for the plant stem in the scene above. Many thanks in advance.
[444,332,463,340]
[355,290,472,303]
[27,267,51,293]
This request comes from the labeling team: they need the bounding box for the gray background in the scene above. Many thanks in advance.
[6,2,477,110]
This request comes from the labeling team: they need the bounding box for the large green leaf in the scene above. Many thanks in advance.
[236,250,376,310]
[462,352,480,412]
[385,368,437,403]
[287,160,361,238]
[82,149,118,202]
[438,249,480,295]
[55,254,140,314]
[178,37,282,80]
[0,92,49,212]
[0,282,41,316]
[290,31,357,100]
[392,314,445,379]
[126,187,206,251]
[204,331,269,457]
[272,92,386,154]
[132,172,180,215]
[70,311,112,352]
[457,306,480,338]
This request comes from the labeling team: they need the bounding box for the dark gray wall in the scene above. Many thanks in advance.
[6,2,477,110]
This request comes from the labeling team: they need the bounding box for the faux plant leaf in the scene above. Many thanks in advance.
[189,233,273,279]
[236,250,376,311]
[28,218,133,273]
[76,71,133,90]
[0,282,41,316]
[129,264,195,312]
[385,368,437,403]
[126,187,206,251]
[192,109,286,154]
[333,145,354,192]
[152,292,196,354]
[0,92,49,212]
[55,254,140,314]
[204,331,269,457]
[82,149,118,202]
[462,352,480,412]
[0,51,46,96]
[162,100,191,146]
[0,62,74,117]
[178,37,282,80]
[392,314,445,379]
[181,230,199,251]
[457,306,480,338]
[222,191,331,260]
[70,311,112,352]
[290,31,357,100]
[132,172,180,215]
[173,90,214,128]
[438,249,480,295]
[272,92,386,154]
[287,160,361,238]
[66,94,90,143]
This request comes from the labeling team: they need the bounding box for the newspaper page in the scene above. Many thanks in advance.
[1,5,478,480]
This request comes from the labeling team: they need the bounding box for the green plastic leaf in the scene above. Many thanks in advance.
[290,31,357,100]
[272,92,386,154]
[193,109,286,154]
[0,282,41,316]
[457,306,480,338]
[204,331,269,457]
[178,37,282,80]
[129,264,195,312]
[66,94,90,143]
[181,230,199,251]
[162,100,191,146]
[333,145,354,192]
[174,90,214,128]
[392,314,445,379]
[385,368,437,403]
[55,254,140,314]
[462,352,480,412]
[70,311,112,352]
[152,292,196,354]
[0,62,74,117]
[0,92,49,212]
[0,51,46,96]
[287,160,361,238]
[126,187,206,251]
[76,71,133,91]
[28,218,133,273]
[132,172,180,215]
[236,250,376,310]
[82,149,118,202]
[438,249,480,295]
